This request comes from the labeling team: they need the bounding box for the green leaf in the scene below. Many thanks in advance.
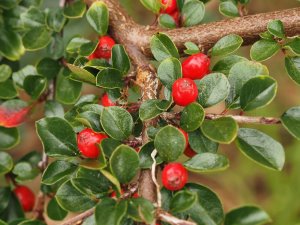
[211,34,243,56]
[47,198,68,221]
[127,198,155,223]
[71,177,108,199]
[20,7,45,28]
[284,37,300,56]
[95,198,127,225]
[184,153,229,172]
[76,111,102,132]
[154,125,186,162]
[56,72,82,105]
[285,57,300,85]
[186,183,224,225]
[188,129,219,154]
[224,206,271,225]
[0,65,12,82]
[101,107,133,141]
[236,128,285,170]
[196,73,230,108]
[63,0,86,18]
[112,45,130,75]
[158,14,176,29]
[157,57,182,89]
[139,141,163,169]
[212,55,247,75]
[66,37,90,53]
[47,34,64,60]
[0,80,18,99]
[79,42,98,56]
[86,1,109,35]
[170,190,197,213]
[139,0,161,14]
[12,65,37,88]
[0,0,19,9]
[0,193,24,222]
[100,138,121,157]
[0,127,20,150]
[46,8,66,32]
[23,75,47,99]
[110,145,139,184]
[100,169,121,194]
[22,27,52,51]
[56,180,96,212]
[67,64,96,85]
[0,187,11,213]
[180,102,205,132]
[96,68,123,89]
[150,33,179,62]
[281,106,300,140]
[184,42,200,55]
[36,117,79,157]
[219,0,239,17]
[139,99,163,121]
[0,152,13,175]
[182,0,205,27]
[240,75,277,111]
[45,100,64,118]
[42,160,77,185]
[37,58,61,80]
[0,29,25,61]
[267,19,285,38]
[12,162,39,181]
[250,40,280,62]
[201,117,238,144]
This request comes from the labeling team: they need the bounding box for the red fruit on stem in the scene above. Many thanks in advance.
[14,185,35,212]
[170,10,180,26]
[132,192,139,198]
[162,163,188,191]
[182,53,210,80]
[94,36,115,59]
[160,0,177,14]
[101,93,116,107]
[88,52,97,60]
[179,128,197,158]
[77,128,108,159]
[172,78,198,106]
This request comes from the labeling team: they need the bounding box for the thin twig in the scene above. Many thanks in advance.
[151,149,161,208]
[61,208,95,225]
[157,210,197,225]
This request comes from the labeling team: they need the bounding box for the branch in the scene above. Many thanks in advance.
[157,210,197,225]
[61,208,95,225]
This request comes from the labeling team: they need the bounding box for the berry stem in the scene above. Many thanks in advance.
[151,149,162,208]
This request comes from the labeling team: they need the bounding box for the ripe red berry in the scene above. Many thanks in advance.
[87,52,97,60]
[172,78,198,106]
[101,93,116,107]
[179,129,197,157]
[160,0,177,14]
[170,10,180,26]
[77,128,108,158]
[182,53,210,80]
[14,185,35,212]
[161,163,188,191]
[94,36,115,59]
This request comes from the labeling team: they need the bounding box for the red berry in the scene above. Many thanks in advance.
[77,128,108,158]
[101,93,116,107]
[172,78,198,106]
[161,163,188,191]
[88,52,97,60]
[14,185,35,212]
[160,0,177,14]
[179,129,197,157]
[135,147,140,153]
[94,36,115,59]
[110,190,124,198]
[182,53,210,80]
[132,192,139,198]
[170,10,180,26]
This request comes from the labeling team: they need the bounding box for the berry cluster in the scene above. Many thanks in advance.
[88,35,116,60]
[160,0,180,26]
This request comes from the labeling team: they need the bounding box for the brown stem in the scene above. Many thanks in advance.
[61,208,95,225]
[158,210,197,225]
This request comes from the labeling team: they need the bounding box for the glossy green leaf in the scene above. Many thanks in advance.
[96,68,123,89]
[22,27,52,51]
[127,198,155,223]
[0,0,19,9]
[250,40,280,62]
[45,100,64,118]
[211,34,243,56]
[219,0,239,17]
[101,107,133,141]
[154,125,186,162]
[86,1,109,35]
[0,187,10,213]
[56,180,96,212]
[139,0,161,14]
[0,193,24,222]
[47,198,68,221]
[139,141,163,169]
[267,19,285,38]
[23,75,47,99]
[12,162,39,181]
[285,56,300,85]
[0,29,25,61]
[0,152,13,175]
[37,58,61,80]
[240,75,277,111]
[36,117,79,157]
[150,33,179,61]
[71,177,108,199]
[47,34,64,60]
[42,160,77,185]
[158,14,176,29]
[20,7,45,28]
[236,128,285,170]
[180,102,204,132]
[196,73,230,108]
[281,106,300,140]
[157,57,182,89]
[76,111,102,132]
[284,37,300,56]
[224,206,271,225]
[170,190,197,213]
[0,80,18,99]
[67,64,96,85]
[184,42,200,55]
[201,117,238,144]
[63,0,86,18]
[12,65,37,88]
[188,129,219,154]
[139,99,163,121]
[46,8,66,32]
[112,45,131,75]
[66,37,90,53]
[0,127,20,150]
[110,145,139,183]
[0,65,12,82]
[184,153,229,172]
[212,55,247,75]
[259,31,274,40]
[95,198,127,225]
[182,0,205,27]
